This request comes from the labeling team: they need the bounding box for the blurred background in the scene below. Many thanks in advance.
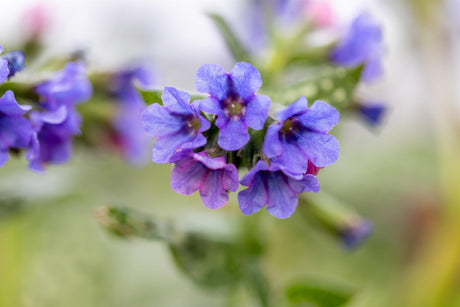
[1,0,460,306]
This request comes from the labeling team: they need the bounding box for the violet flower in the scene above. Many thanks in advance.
[263,96,339,179]
[169,150,239,209]
[1,51,25,78]
[195,62,270,151]
[27,106,81,171]
[357,103,386,127]
[330,12,383,82]
[0,91,33,167]
[35,61,93,110]
[142,87,210,164]
[238,160,320,219]
[110,64,156,164]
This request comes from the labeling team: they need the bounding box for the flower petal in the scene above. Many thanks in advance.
[152,132,193,163]
[0,59,9,84]
[266,172,298,219]
[276,96,309,122]
[222,163,239,192]
[0,91,31,116]
[180,134,207,150]
[192,151,227,170]
[195,64,229,100]
[272,141,309,179]
[286,174,320,194]
[296,130,340,167]
[262,124,282,158]
[297,100,339,133]
[229,62,262,99]
[142,103,184,137]
[161,87,193,115]
[199,170,229,209]
[239,160,270,186]
[238,172,268,216]
[218,120,250,151]
[0,149,9,167]
[170,159,207,195]
[245,94,270,130]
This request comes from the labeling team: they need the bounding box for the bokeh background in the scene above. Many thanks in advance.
[1,0,460,306]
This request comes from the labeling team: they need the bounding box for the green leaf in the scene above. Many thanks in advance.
[269,65,363,111]
[137,88,163,105]
[137,88,207,106]
[208,13,251,62]
[286,280,354,307]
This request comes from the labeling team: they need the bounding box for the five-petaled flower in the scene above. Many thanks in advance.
[170,150,239,209]
[263,96,340,179]
[142,87,210,163]
[238,160,320,219]
[195,62,271,151]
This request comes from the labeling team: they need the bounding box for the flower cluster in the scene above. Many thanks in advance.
[142,62,340,218]
[0,48,92,171]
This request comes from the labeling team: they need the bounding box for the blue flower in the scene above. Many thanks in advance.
[238,160,320,218]
[0,46,10,83]
[263,96,339,179]
[1,51,25,78]
[330,12,383,82]
[142,87,211,163]
[340,219,372,250]
[27,106,81,171]
[195,62,271,151]
[35,61,93,110]
[357,103,386,127]
[111,64,156,164]
[170,150,239,209]
[0,91,33,167]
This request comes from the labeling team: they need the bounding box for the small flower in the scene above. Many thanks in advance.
[0,91,33,167]
[111,64,156,164]
[195,62,271,151]
[357,103,386,127]
[27,106,81,171]
[238,160,320,219]
[263,96,339,179]
[35,61,92,110]
[340,219,372,250]
[142,87,211,163]
[330,12,383,82]
[169,150,239,209]
[1,51,25,78]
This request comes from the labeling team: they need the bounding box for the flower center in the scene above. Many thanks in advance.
[280,118,296,134]
[224,96,246,119]
[185,116,201,133]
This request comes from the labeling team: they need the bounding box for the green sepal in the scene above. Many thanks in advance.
[208,13,251,62]
[137,88,207,106]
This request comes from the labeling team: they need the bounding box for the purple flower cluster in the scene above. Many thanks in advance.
[142,62,340,218]
[27,61,92,171]
[330,12,383,83]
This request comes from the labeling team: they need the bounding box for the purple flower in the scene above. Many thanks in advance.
[111,64,156,164]
[195,62,271,151]
[35,61,92,110]
[330,12,383,82]
[263,96,339,179]
[27,106,81,171]
[1,51,25,78]
[169,150,239,209]
[340,219,372,250]
[357,103,386,127]
[142,87,211,164]
[0,91,33,167]
[238,160,320,218]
